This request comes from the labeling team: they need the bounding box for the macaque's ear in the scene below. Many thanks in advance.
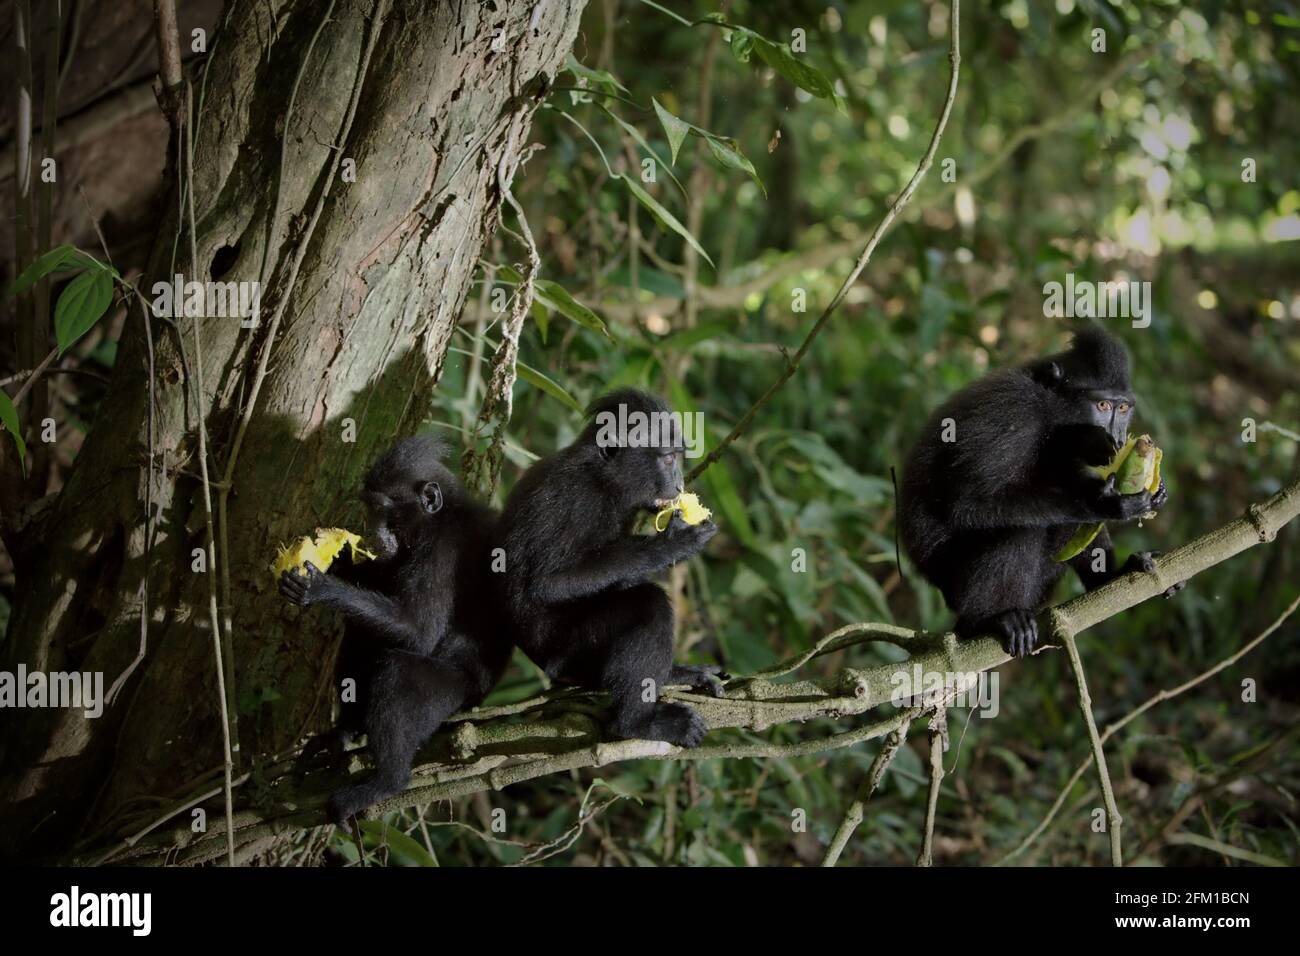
[1031,360,1064,387]
[419,481,443,515]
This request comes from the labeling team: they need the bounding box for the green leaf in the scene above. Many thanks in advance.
[530,298,550,344]
[597,104,687,198]
[729,29,755,63]
[605,265,686,299]
[704,135,766,196]
[658,319,730,350]
[666,378,755,548]
[54,268,115,356]
[495,266,610,341]
[749,34,837,100]
[563,54,628,93]
[619,174,713,268]
[0,390,26,468]
[7,245,76,299]
[535,279,611,340]
[701,458,757,547]
[356,819,438,867]
[652,98,691,165]
[517,360,583,412]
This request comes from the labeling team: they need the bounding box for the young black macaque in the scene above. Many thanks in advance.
[280,436,510,824]
[900,329,1183,658]
[497,389,722,747]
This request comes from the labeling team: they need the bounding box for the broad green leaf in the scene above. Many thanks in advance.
[652,98,691,165]
[535,279,611,340]
[517,360,583,412]
[54,268,115,356]
[7,245,76,298]
[52,249,104,273]
[0,390,26,468]
[619,174,713,268]
[750,34,837,100]
[704,135,765,196]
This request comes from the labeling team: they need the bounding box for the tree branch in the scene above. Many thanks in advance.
[79,475,1300,866]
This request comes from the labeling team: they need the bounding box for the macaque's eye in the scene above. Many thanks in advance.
[1097,400,1112,412]
[1118,403,1130,413]
[662,453,675,465]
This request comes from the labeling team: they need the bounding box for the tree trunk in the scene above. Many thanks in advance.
[0,0,586,860]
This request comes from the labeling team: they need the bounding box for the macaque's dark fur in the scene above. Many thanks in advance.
[497,389,722,747]
[900,329,1178,657]
[280,436,509,824]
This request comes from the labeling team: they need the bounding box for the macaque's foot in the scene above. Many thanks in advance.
[668,663,729,697]
[1121,550,1185,598]
[327,790,371,829]
[984,609,1039,658]
[641,703,708,748]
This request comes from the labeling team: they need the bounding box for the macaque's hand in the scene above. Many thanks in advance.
[279,561,331,607]
[662,512,718,558]
[1096,474,1154,521]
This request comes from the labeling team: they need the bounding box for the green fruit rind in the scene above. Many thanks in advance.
[1055,522,1104,563]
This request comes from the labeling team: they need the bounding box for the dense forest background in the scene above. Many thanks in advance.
[1,0,1298,866]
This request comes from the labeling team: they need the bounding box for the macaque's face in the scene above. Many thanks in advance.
[1077,390,1136,448]
[600,440,685,513]
[362,478,443,559]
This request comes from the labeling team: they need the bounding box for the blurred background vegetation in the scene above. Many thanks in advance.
[4,0,1299,866]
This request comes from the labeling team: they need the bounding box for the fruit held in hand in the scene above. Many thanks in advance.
[1109,434,1162,496]
[654,492,712,532]
[271,528,375,578]
[1054,434,1164,562]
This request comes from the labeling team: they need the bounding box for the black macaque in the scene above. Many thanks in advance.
[497,389,722,747]
[899,328,1183,658]
[280,436,510,824]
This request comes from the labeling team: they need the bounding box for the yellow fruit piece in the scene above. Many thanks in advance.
[653,492,713,532]
[270,527,375,578]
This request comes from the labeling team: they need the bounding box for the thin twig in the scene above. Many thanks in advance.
[183,81,236,868]
[1060,633,1122,866]
[821,711,918,867]
[917,707,948,866]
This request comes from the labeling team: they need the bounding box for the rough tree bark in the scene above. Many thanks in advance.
[0,0,587,859]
